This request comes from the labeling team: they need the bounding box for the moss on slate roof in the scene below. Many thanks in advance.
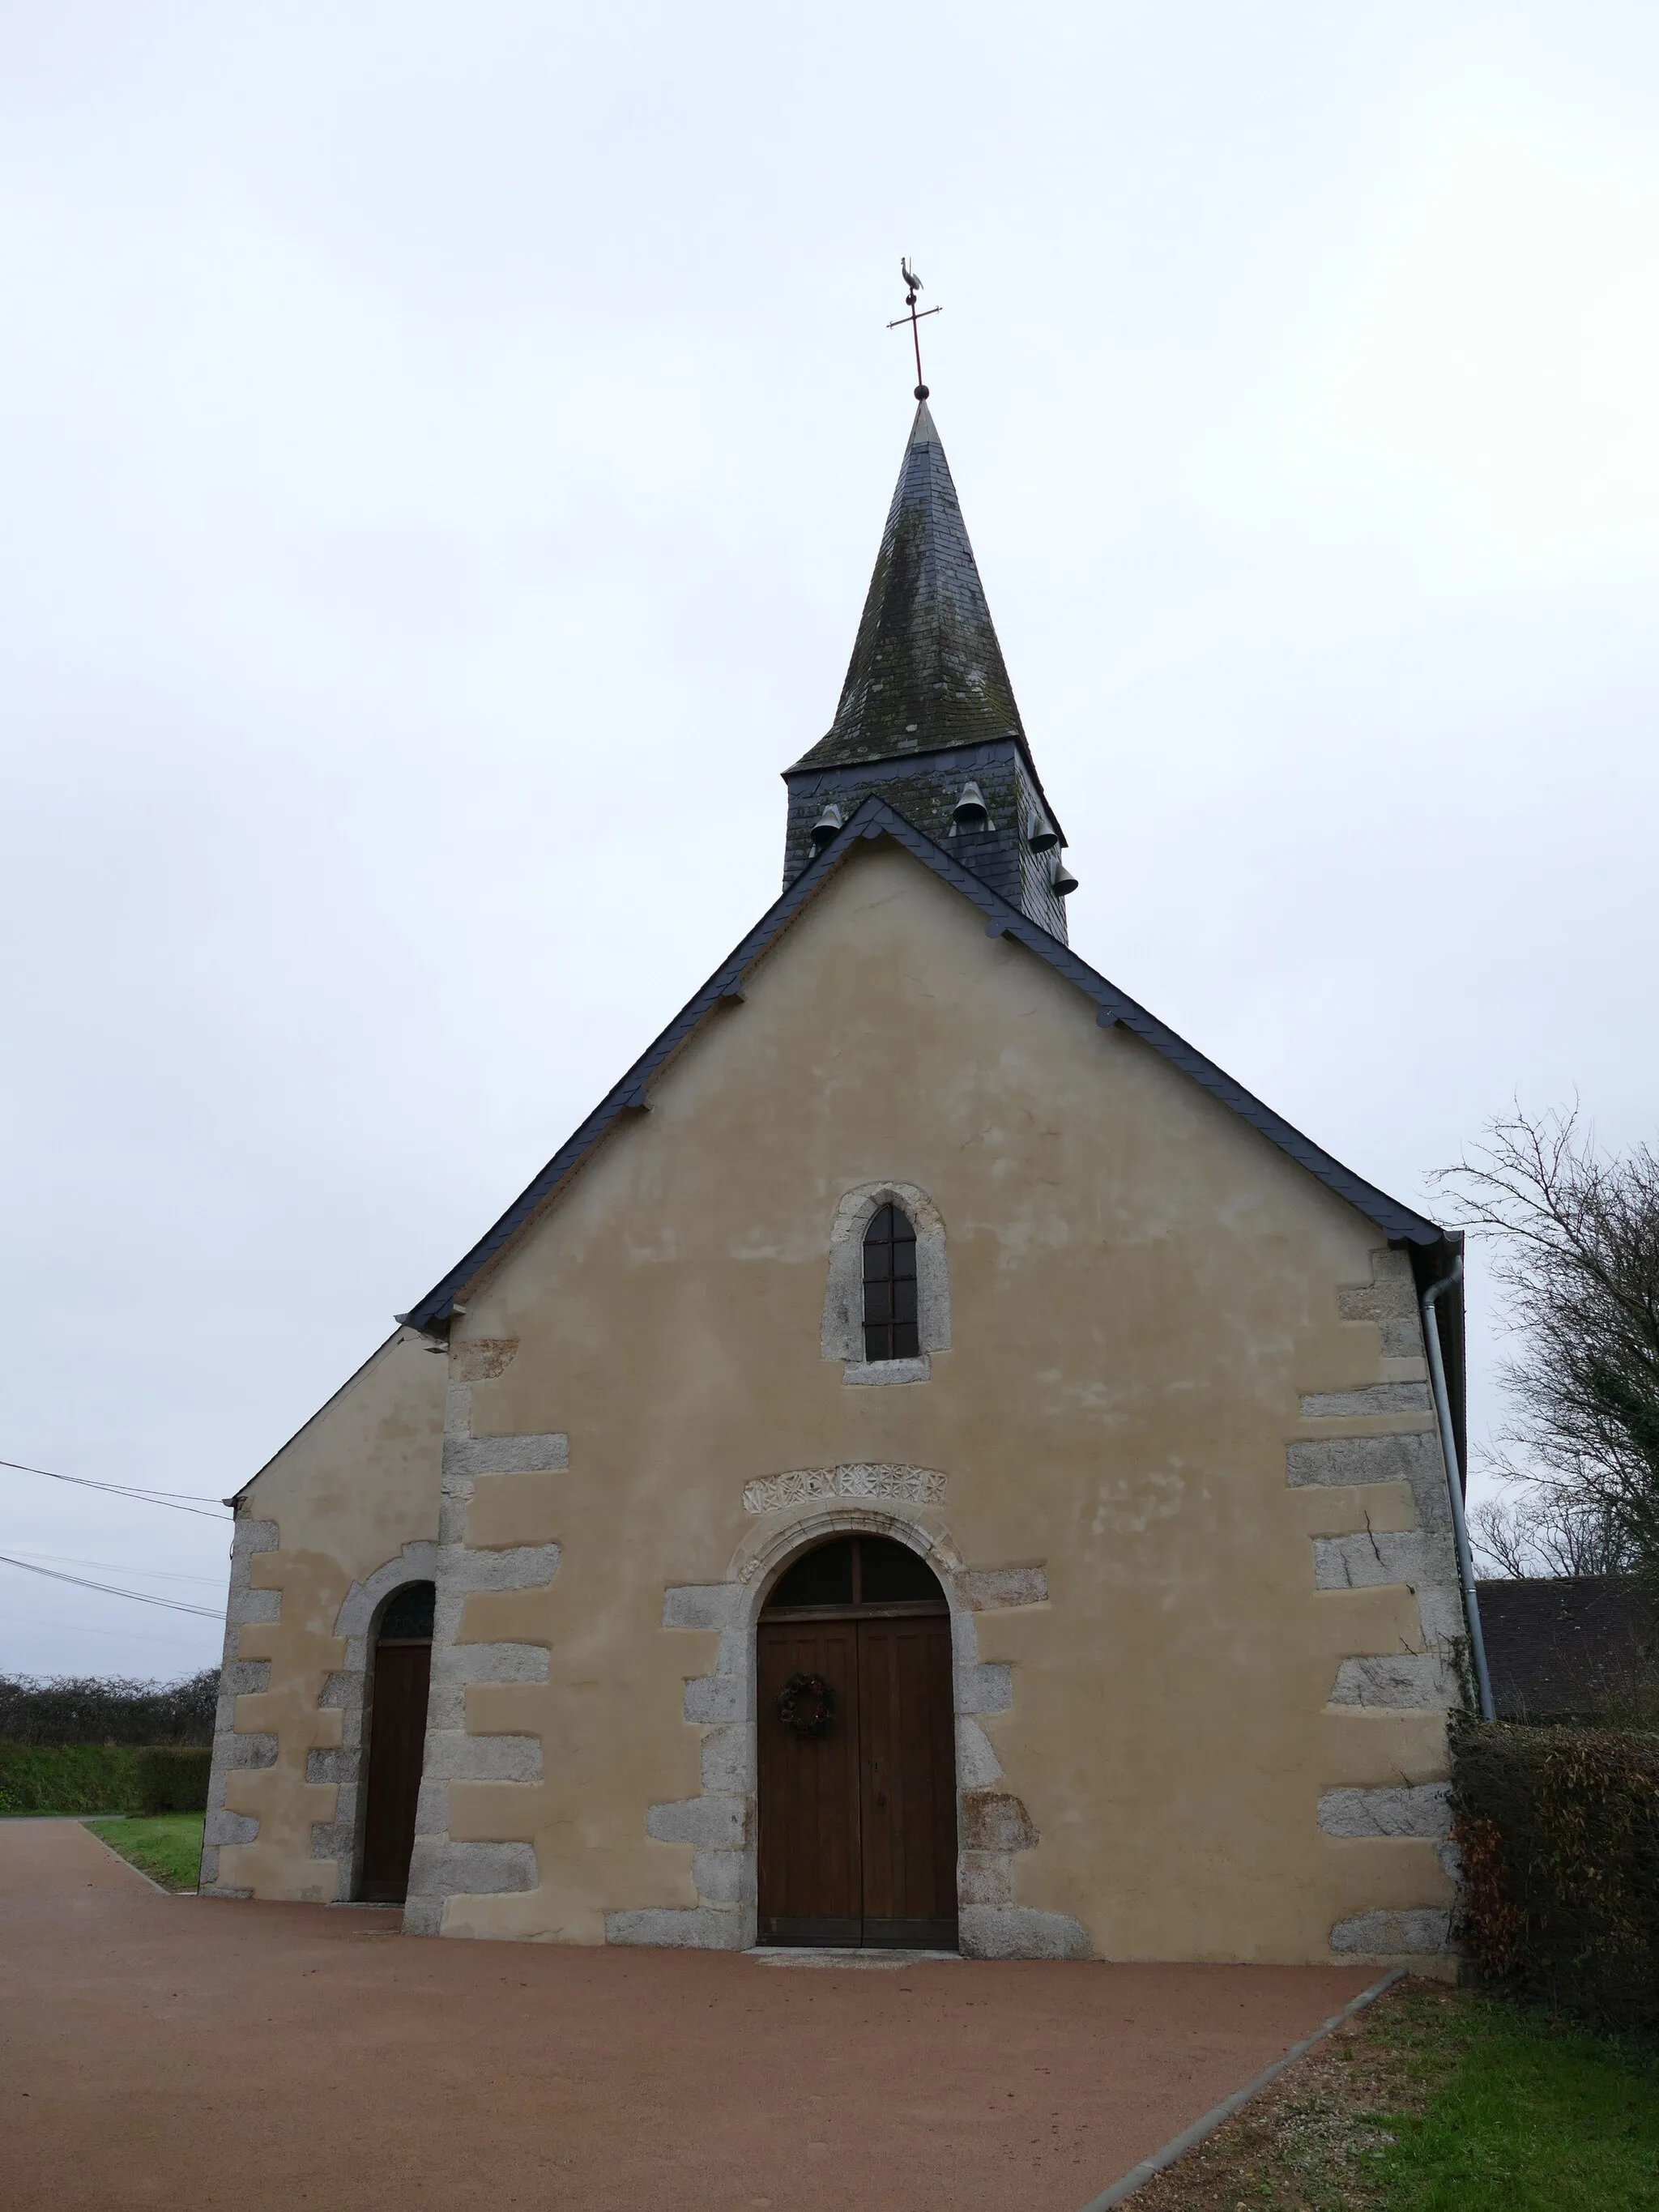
[792,401,1024,770]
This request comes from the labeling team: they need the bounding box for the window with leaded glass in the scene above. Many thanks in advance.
[862,1202,919,1362]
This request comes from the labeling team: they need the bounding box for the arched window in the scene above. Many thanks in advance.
[862,1204,919,1362]
[821,1182,947,1383]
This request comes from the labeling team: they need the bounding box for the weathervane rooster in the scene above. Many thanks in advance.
[889,258,941,400]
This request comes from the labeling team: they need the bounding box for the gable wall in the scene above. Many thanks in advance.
[408,838,1459,1962]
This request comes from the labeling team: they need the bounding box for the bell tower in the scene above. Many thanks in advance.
[783,399,1075,940]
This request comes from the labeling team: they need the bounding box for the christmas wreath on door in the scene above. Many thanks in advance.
[778,1671,837,1737]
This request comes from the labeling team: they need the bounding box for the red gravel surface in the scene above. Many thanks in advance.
[2,1819,1379,2210]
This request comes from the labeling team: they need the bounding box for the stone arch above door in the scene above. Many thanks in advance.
[307,1541,440,1899]
[610,1492,1088,1960]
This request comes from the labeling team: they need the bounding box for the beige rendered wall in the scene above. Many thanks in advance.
[405,834,1460,1963]
[202,1327,446,1900]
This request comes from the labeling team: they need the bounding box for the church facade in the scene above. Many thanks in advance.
[203,400,1473,1970]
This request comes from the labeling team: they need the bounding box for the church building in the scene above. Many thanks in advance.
[203,390,1473,1970]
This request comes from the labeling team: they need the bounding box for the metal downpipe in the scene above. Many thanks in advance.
[1420,1255,1495,1722]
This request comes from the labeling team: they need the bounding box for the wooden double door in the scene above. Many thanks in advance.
[757,1539,957,1949]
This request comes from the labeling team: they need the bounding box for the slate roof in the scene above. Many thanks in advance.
[791,402,1025,770]
[1477,1577,1659,1721]
[403,796,1447,1332]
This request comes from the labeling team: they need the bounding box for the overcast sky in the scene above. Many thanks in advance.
[3,2,1656,1677]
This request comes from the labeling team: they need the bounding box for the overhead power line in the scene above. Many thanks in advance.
[0,1456,232,1521]
[9,1550,228,1588]
[0,1552,224,1620]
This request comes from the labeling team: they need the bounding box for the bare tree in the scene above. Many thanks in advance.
[1432,1104,1659,1583]
[0,1668,217,1746]
[1469,1486,1632,1580]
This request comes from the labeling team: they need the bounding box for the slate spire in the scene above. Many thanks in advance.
[783,401,1073,940]
[792,400,1024,769]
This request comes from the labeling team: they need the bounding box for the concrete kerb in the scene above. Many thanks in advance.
[748,1946,964,1969]
[1076,1964,1409,2210]
[79,1820,185,1899]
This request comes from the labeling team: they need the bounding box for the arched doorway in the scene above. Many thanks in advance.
[757,1534,957,1949]
[359,1580,434,1903]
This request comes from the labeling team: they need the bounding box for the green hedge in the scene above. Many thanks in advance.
[134,1745,211,1814]
[0,1742,215,1815]
[0,1744,142,1814]
[1454,1722,1659,2031]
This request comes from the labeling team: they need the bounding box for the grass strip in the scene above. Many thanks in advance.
[1134,1981,1659,2210]
[1378,1991,1659,2210]
[85,1813,204,1893]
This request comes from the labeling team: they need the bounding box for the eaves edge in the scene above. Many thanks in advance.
[404,796,1443,1331]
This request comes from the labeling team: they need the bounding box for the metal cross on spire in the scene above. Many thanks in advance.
[887,258,942,400]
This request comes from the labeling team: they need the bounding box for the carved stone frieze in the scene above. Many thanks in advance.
[742,1463,947,1515]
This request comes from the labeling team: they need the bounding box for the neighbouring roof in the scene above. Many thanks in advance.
[403,795,1447,1333]
[1478,1577,1659,1721]
[791,401,1025,771]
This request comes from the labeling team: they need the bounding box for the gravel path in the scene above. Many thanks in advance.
[2,1818,1378,2210]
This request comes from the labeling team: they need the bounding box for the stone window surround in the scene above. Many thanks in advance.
[609,1492,1090,1961]
[307,1540,441,1900]
[821,1181,949,1387]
